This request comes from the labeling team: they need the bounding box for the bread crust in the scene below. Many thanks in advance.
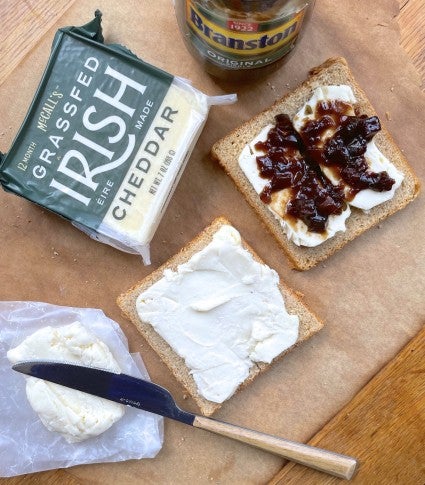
[117,217,323,416]
[211,57,420,270]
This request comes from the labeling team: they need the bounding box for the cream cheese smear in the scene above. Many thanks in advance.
[136,225,299,403]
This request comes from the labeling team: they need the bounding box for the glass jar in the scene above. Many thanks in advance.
[175,0,315,81]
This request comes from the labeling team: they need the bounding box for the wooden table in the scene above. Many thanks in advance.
[0,1,424,483]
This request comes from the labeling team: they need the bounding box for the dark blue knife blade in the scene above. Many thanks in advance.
[12,361,195,425]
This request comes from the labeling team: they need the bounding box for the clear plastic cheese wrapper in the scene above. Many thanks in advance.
[0,12,236,264]
[0,301,163,477]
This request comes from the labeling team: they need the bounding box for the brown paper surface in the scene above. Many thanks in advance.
[0,0,424,483]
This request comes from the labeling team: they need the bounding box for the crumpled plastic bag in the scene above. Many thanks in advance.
[0,301,163,477]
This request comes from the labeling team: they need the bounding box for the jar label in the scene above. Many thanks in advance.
[185,1,307,70]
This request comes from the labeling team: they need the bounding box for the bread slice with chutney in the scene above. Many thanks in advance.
[211,57,420,270]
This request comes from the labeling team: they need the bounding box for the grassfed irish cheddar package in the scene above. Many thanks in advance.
[0,12,235,263]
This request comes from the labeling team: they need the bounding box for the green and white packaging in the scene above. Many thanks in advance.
[0,12,236,263]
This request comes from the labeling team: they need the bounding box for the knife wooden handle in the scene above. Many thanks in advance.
[193,416,358,480]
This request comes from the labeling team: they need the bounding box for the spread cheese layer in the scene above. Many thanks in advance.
[7,322,125,443]
[239,85,404,247]
[136,225,299,403]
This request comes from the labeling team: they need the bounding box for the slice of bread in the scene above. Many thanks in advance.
[117,217,323,416]
[211,57,420,270]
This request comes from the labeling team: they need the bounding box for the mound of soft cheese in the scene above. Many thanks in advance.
[7,322,125,443]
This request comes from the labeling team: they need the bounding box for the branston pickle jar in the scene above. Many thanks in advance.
[175,0,315,80]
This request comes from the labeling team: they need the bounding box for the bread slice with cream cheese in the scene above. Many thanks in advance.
[117,217,323,416]
[211,57,420,270]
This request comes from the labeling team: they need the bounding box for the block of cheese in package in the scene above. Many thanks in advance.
[0,11,236,264]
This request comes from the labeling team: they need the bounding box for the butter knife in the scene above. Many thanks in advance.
[12,361,358,479]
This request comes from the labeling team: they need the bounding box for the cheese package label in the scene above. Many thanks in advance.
[0,12,236,263]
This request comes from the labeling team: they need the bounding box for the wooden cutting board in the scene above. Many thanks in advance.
[271,324,425,484]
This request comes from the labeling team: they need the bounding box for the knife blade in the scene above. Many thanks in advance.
[12,361,195,425]
[12,361,358,480]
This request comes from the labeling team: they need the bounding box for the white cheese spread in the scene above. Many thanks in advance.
[347,140,403,210]
[136,225,299,403]
[7,322,125,443]
[293,85,357,132]
[239,85,404,246]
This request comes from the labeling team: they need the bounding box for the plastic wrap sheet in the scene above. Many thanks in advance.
[0,301,163,477]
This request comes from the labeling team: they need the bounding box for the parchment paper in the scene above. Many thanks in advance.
[0,0,423,483]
